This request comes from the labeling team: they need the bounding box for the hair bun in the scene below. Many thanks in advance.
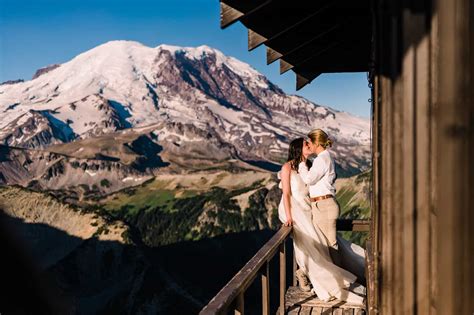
[325,138,333,147]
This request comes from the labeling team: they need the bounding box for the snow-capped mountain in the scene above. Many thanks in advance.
[0,40,370,190]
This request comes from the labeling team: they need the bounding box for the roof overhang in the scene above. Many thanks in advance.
[220,0,372,90]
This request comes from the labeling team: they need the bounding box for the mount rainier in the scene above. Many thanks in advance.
[0,40,370,193]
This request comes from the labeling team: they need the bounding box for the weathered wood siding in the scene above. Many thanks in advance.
[371,0,474,314]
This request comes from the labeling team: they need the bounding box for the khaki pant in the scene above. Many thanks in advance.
[311,197,341,265]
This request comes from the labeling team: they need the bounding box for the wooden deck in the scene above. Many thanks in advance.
[278,286,366,315]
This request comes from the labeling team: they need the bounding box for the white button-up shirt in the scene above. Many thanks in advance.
[298,150,336,197]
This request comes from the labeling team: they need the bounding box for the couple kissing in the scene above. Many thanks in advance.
[278,128,366,304]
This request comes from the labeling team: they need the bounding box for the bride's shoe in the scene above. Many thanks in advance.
[296,269,312,292]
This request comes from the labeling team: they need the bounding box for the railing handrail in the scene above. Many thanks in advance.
[199,225,293,315]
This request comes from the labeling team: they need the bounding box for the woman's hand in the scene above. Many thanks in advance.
[284,216,294,226]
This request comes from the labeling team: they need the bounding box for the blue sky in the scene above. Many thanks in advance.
[0,0,371,117]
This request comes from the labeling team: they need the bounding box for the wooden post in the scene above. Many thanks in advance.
[234,292,244,315]
[292,247,297,286]
[261,262,270,315]
[279,241,286,315]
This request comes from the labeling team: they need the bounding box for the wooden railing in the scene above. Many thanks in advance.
[200,219,370,315]
[200,225,292,315]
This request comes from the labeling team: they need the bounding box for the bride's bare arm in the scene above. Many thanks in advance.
[281,162,293,226]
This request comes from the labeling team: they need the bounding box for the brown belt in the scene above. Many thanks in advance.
[309,194,334,202]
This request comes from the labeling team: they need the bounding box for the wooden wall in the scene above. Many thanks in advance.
[371,0,473,314]
[436,0,474,314]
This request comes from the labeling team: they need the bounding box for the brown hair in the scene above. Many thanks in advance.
[287,137,313,172]
[287,138,304,171]
[307,128,333,148]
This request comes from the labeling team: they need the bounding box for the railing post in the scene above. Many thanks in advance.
[293,247,297,286]
[261,261,270,315]
[234,291,244,315]
[279,241,286,315]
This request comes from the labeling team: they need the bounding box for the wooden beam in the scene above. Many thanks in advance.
[296,73,317,90]
[260,4,367,55]
[266,47,282,65]
[290,39,369,87]
[220,2,244,29]
[244,1,335,51]
[219,0,371,91]
[219,0,272,29]
[267,23,338,66]
[280,59,293,74]
[291,40,342,71]
[248,29,267,51]
[268,23,369,84]
[269,24,342,68]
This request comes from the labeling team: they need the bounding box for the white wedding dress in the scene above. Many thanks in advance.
[278,170,366,304]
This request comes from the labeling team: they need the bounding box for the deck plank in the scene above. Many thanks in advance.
[311,307,323,315]
[321,308,333,315]
[287,305,301,315]
[300,306,313,315]
[285,286,365,310]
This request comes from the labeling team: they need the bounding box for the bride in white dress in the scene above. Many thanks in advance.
[278,137,365,304]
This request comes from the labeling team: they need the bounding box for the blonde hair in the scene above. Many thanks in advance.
[307,128,333,148]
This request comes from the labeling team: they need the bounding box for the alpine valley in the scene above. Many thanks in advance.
[0,41,371,314]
